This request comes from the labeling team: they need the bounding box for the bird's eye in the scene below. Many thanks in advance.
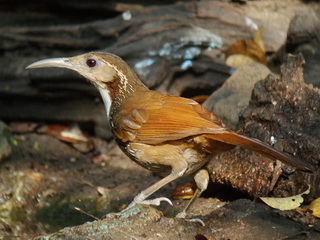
[86,59,96,67]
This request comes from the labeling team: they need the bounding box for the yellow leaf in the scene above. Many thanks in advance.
[225,54,256,67]
[225,26,267,67]
[260,185,310,210]
[254,27,265,52]
[303,198,320,218]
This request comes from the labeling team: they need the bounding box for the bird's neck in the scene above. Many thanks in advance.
[98,67,148,120]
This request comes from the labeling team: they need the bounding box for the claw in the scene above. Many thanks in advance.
[176,211,205,226]
[184,218,205,226]
[139,197,173,206]
[125,197,173,210]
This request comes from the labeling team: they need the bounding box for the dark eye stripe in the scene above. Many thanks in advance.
[86,59,96,67]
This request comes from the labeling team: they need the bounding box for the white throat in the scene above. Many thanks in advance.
[98,88,112,119]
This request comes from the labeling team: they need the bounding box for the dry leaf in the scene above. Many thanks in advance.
[254,27,265,52]
[38,124,88,143]
[225,27,267,67]
[60,124,88,142]
[260,185,310,210]
[302,198,320,218]
[225,54,257,67]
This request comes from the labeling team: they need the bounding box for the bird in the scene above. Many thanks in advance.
[26,52,314,219]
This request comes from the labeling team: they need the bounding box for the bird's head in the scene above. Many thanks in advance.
[26,52,146,117]
[26,52,142,90]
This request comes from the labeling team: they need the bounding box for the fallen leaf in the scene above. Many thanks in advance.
[260,185,310,210]
[225,27,267,67]
[302,198,320,218]
[225,54,257,67]
[254,27,265,52]
[38,124,88,143]
[60,124,88,142]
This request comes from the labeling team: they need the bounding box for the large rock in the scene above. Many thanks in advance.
[272,7,320,88]
[203,62,271,128]
[287,7,320,88]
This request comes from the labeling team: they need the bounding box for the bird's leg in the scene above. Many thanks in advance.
[176,169,209,219]
[125,161,188,210]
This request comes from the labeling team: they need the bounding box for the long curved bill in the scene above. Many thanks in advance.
[26,57,74,70]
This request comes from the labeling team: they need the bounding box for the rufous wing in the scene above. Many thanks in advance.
[112,91,228,144]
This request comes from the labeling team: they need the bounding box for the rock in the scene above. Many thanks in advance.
[0,121,12,162]
[287,7,320,88]
[286,7,320,49]
[203,62,271,128]
[293,43,320,88]
[32,205,199,240]
[280,7,320,87]
[31,200,320,240]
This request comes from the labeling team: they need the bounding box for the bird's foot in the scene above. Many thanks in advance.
[184,218,205,226]
[138,197,173,207]
[126,197,173,210]
[176,211,205,226]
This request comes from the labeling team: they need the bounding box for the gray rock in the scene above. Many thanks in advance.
[203,62,271,128]
[0,121,12,162]
[286,7,320,87]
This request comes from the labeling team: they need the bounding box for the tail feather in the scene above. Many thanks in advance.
[207,131,314,173]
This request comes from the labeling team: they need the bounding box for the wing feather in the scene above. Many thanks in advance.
[112,91,228,144]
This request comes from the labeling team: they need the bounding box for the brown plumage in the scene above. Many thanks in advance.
[26,52,314,220]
